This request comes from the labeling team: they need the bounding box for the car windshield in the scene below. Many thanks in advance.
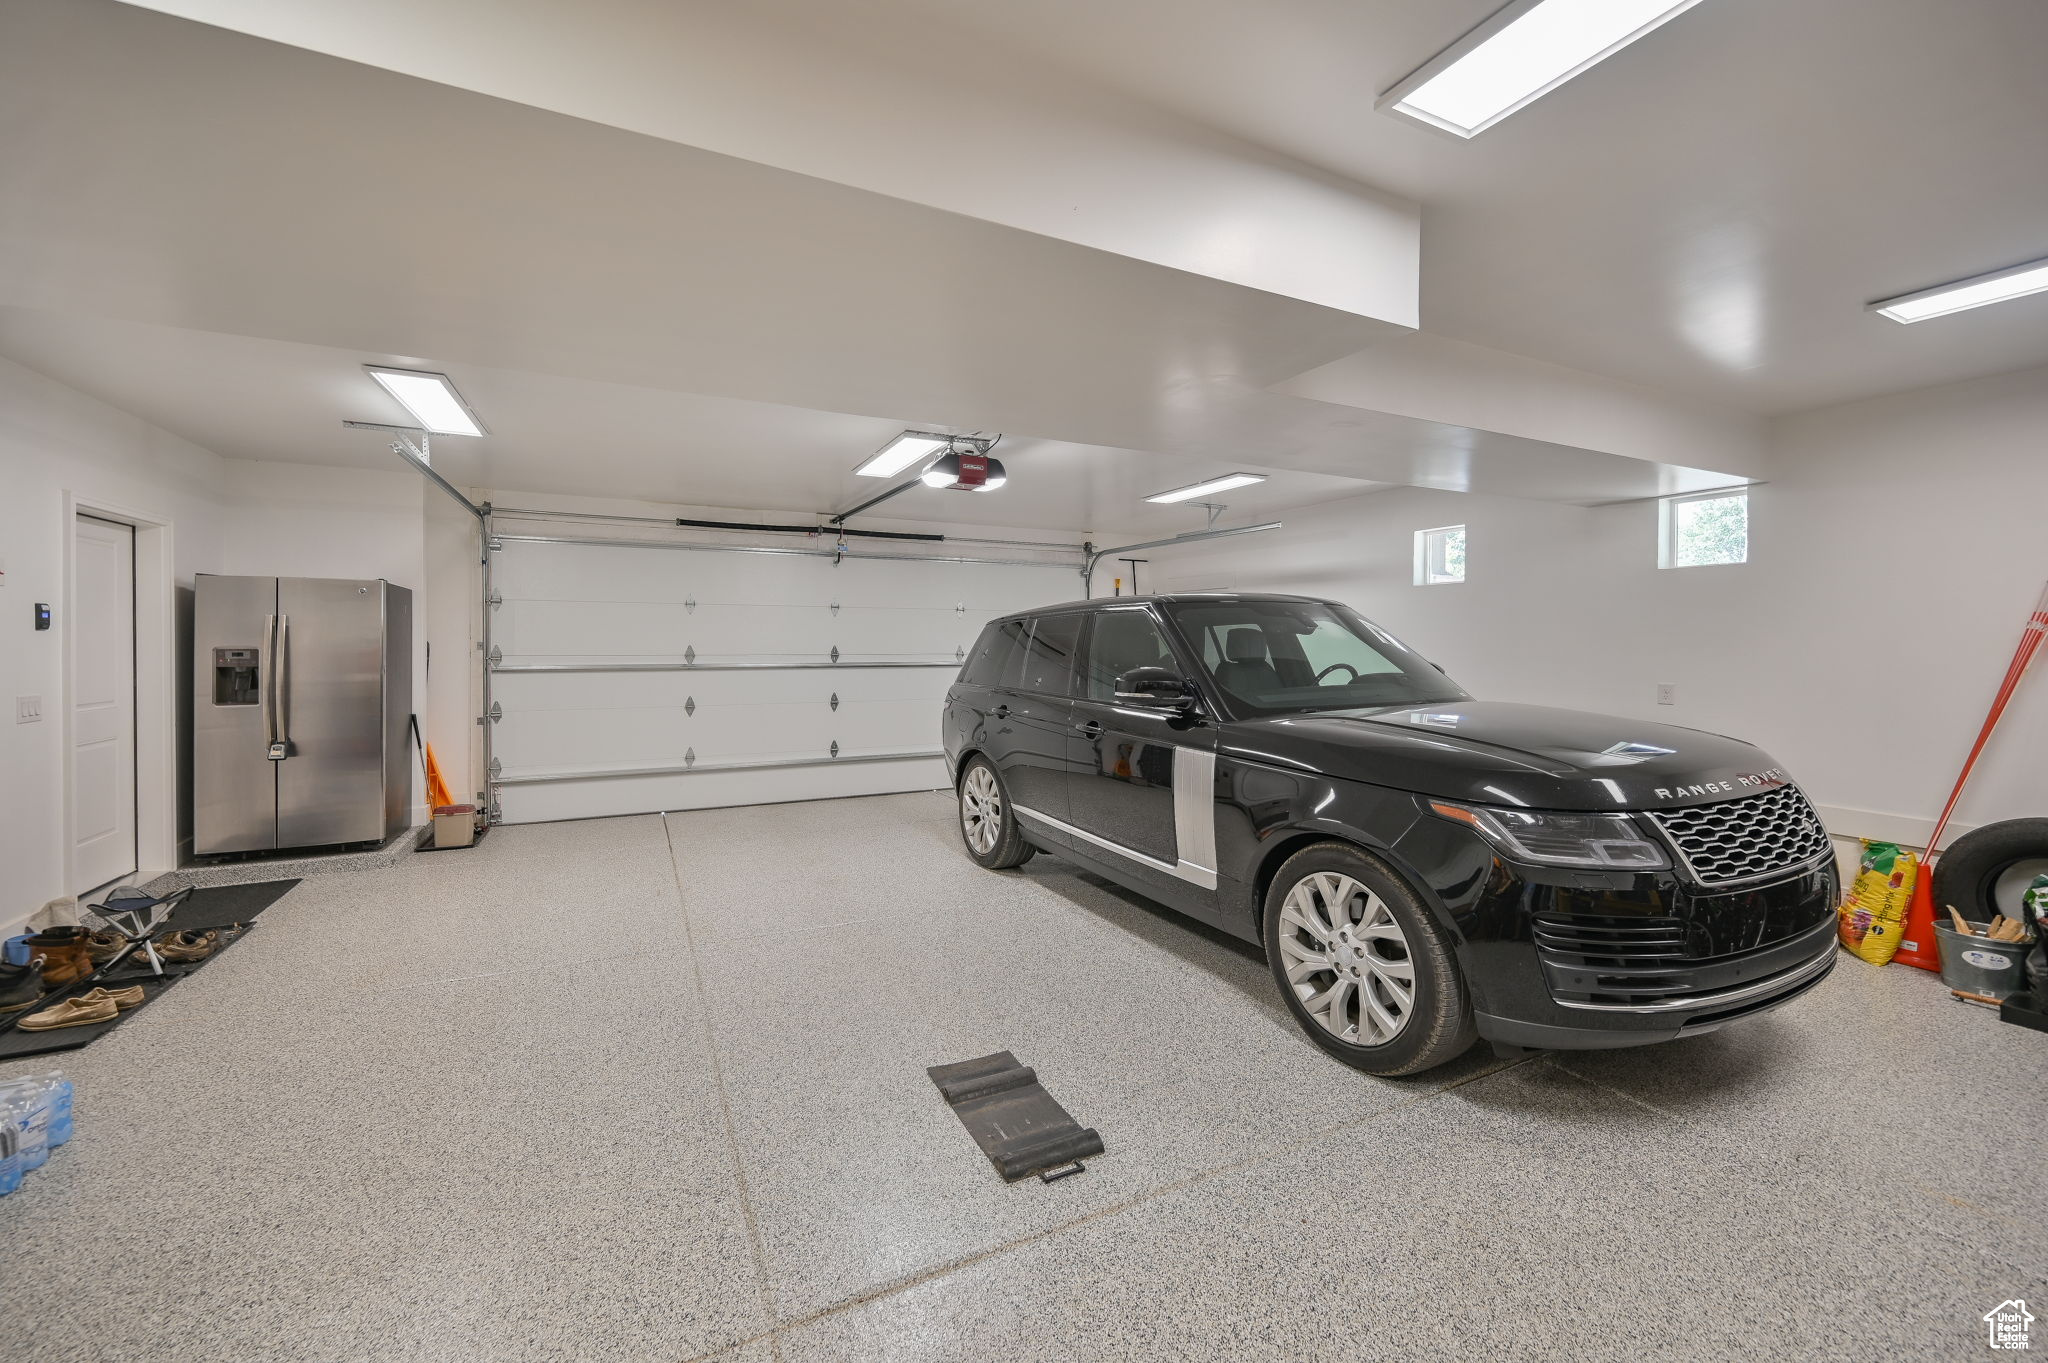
[1165,600,1468,716]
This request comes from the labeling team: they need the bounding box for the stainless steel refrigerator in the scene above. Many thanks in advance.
[193,575,413,855]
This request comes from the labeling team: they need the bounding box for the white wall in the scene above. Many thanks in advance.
[0,357,445,933]
[1131,364,2048,847]
[0,358,224,928]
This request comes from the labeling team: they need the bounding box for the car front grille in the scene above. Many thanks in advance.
[1645,784,1831,888]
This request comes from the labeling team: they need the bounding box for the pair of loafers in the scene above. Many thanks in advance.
[16,985,146,1032]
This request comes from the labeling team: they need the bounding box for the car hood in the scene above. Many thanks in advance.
[1221,700,1795,812]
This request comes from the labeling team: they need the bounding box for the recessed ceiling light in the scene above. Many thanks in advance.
[1145,473,1267,504]
[1379,0,1707,139]
[855,431,952,478]
[364,366,485,437]
[1870,256,2048,323]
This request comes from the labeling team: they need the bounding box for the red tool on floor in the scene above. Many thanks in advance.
[1895,581,2048,971]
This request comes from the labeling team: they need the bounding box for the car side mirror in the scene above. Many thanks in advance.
[1114,666,1194,709]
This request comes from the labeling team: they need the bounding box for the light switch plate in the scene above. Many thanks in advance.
[16,695,41,723]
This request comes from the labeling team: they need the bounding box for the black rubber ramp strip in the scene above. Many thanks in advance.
[927,1050,1104,1182]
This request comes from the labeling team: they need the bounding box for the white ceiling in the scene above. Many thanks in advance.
[875,0,2048,414]
[0,0,1765,528]
[0,307,1378,535]
[108,0,2048,417]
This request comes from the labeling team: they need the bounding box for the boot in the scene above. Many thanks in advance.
[23,927,94,988]
[0,958,44,1013]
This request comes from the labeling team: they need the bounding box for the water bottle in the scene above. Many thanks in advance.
[0,1118,19,1196]
[39,1072,74,1147]
[0,1085,45,1176]
[0,1071,72,1176]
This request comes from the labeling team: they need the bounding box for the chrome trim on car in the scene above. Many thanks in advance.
[1013,748,1219,890]
[1172,748,1218,881]
[1553,938,1836,1014]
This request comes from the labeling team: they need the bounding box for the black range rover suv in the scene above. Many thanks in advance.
[943,592,1838,1076]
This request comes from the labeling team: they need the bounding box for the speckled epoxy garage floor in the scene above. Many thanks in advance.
[2,793,2040,1362]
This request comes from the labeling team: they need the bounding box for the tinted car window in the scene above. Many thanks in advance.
[1017,612,1084,695]
[1079,608,1174,701]
[960,618,1027,688]
[1167,599,1466,715]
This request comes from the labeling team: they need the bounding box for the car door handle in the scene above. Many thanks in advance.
[991,703,1011,719]
[1075,719,1103,738]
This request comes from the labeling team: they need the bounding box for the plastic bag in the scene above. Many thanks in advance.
[1838,840,1918,965]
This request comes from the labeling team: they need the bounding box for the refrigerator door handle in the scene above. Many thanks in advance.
[278,612,292,756]
[265,612,289,761]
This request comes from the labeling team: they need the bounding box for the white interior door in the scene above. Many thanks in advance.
[71,514,137,893]
[489,538,1080,822]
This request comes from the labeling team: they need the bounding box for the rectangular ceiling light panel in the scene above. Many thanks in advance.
[856,431,951,478]
[1145,473,1267,504]
[364,366,485,436]
[1380,0,1707,138]
[1870,257,2048,323]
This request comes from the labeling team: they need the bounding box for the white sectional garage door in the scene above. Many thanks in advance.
[488,534,1080,823]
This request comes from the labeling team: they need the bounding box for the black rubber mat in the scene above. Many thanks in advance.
[0,880,295,1060]
[0,972,186,1058]
[928,1050,1103,1182]
[156,879,300,933]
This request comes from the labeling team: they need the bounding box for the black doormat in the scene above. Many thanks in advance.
[928,1050,1104,1182]
[0,879,296,1062]
[152,878,300,934]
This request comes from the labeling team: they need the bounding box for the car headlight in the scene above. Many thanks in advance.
[1428,800,1670,871]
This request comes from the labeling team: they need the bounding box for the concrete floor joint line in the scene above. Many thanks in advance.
[663,812,789,1363]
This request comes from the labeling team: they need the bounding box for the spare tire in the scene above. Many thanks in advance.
[1932,818,2048,923]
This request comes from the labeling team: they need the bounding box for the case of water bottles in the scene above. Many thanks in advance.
[0,1070,74,1195]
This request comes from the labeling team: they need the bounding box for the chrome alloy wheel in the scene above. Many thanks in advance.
[1277,871,1416,1046]
[960,765,1003,855]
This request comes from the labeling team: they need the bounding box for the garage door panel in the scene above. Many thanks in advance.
[495,758,952,822]
[498,705,854,771]
[497,599,696,661]
[497,689,947,770]
[678,603,842,658]
[832,606,974,657]
[495,666,956,709]
[495,541,837,606]
[835,699,945,749]
[489,538,1075,821]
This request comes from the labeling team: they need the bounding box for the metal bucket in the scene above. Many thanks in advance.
[1934,921,2033,1000]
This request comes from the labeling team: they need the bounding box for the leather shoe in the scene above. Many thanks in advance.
[78,984,145,1011]
[17,994,118,1031]
[150,929,221,964]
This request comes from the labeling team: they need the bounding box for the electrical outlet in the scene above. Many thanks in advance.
[16,695,42,723]
[1655,683,1676,706]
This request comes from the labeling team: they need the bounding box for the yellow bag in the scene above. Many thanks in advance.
[1837,840,1918,965]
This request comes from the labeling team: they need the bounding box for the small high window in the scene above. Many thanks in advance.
[1414,525,1466,585]
[1660,490,1748,569]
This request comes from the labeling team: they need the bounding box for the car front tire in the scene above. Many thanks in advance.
[956,757,1035,870]
[1262,841,1477,1077]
